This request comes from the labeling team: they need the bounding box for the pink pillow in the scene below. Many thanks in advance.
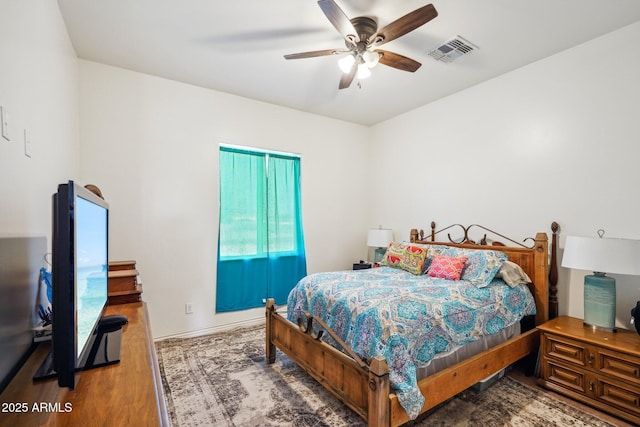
[427,255,468,280]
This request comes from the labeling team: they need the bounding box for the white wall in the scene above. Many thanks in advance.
[6,2,639,338]
[78,60,371,338]
[0,3,79,240]
[370,22,640,330]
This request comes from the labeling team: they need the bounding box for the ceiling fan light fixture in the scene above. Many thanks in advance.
[285,1,438,89]
[362,50,380,68]
[357,63,371,79]
[338,54,356,73]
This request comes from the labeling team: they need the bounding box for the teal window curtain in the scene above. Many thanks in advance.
[216,146,307,312]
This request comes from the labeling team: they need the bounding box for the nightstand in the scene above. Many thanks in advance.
[353,261,372,270]
[538,316,640,425]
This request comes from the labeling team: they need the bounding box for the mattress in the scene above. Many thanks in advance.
[416,320,521,380]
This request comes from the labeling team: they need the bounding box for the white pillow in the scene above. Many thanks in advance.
[496,261,531,287]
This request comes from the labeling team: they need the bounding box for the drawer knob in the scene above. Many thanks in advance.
[589,380,594,391]
[588,353,594,365]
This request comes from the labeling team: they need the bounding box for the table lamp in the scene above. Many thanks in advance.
[562,232,640,331]
[367,228,393,263]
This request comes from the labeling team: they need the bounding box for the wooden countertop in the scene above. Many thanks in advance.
[0,302,168,427]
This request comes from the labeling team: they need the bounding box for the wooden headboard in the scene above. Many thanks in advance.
[409,222,559,327]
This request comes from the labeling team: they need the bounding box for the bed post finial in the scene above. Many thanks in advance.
[549,222,559,320]
[410,229,418,243]
[430,221,436,241]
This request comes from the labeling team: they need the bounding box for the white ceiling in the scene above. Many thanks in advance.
[57,0,640,126]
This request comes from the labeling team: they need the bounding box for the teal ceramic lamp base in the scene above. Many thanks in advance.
[583,272,616,332]
[373,247,386,263]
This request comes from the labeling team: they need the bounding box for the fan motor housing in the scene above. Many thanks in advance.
[349,16,377,44]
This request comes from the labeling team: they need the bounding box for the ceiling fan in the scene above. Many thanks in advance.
[284,0,438,89]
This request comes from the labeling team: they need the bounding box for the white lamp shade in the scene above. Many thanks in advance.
[367,228,393,248]
[338,55,355,73]
[362,50,380,68]
[562,235,640,275]
[357,63,371,79]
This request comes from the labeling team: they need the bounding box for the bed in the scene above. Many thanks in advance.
[265,222,559,426]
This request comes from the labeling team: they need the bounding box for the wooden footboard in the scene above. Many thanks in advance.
[266,222,557,426]
[266,299,388,423]
[266,301,539,426]
[390,328,539,426]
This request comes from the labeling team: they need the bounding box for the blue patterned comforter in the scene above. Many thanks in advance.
[286,266,536,419]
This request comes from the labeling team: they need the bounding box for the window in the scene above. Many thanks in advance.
[216,145,307,312]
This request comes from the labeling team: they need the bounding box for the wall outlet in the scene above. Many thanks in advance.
[185,303,194,314]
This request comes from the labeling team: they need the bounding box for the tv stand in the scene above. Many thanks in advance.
[33,351,56,381]
[33,314,129,382]
[0,302,168,426]
[81,314,128,371]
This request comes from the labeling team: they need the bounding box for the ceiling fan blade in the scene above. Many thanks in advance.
[284,49,347,59]
[318,0,359,44]
[339,63,357,89]
[370,4,437,46]
[376,50,422,72]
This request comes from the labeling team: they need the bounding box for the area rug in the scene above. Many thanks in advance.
[156,325,617,427]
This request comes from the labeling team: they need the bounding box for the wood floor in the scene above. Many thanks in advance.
[509,369,633,427]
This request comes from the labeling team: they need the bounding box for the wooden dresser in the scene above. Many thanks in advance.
[0,302,169,427]
[538,316,640,425]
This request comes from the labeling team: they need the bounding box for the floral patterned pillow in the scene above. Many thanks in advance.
[427,255,468,280]
[408,243,453,274]
[442,247,508,287]
[381,242,428,275]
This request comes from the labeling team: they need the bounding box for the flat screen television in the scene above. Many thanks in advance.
[34,181,122,389]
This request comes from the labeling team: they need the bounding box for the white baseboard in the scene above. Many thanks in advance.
[155,316,266,341]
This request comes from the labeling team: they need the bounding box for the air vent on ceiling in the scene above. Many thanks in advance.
[428,36,478,63]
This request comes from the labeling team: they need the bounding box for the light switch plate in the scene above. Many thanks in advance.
[24,129,32,158]
[1,106,10,141]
